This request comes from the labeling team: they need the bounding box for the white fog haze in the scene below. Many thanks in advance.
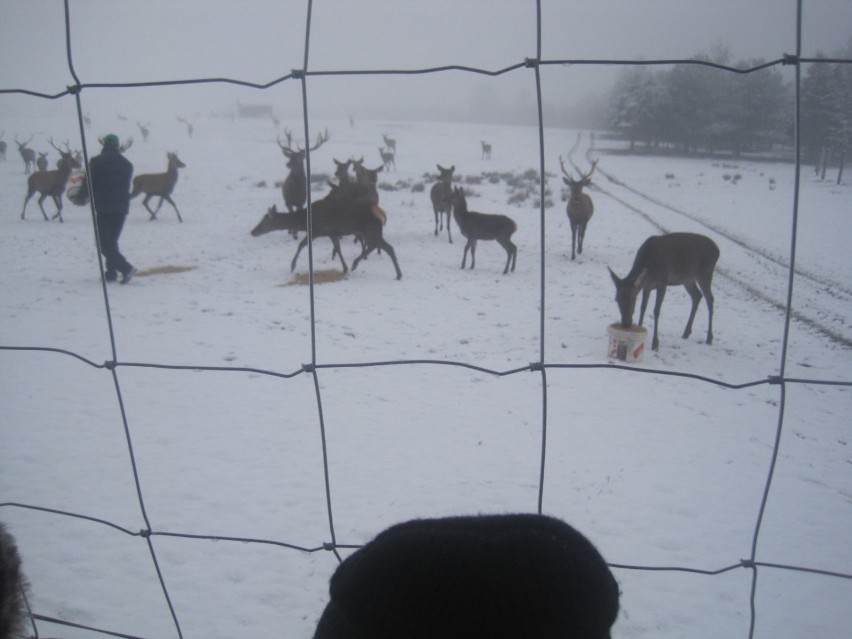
[1,2,851,639]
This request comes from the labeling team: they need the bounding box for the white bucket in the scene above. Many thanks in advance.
[607,323,647,363]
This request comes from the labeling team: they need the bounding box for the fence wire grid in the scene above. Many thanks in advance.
[1,1,851,638]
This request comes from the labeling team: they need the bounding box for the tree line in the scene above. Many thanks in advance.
[607,42,852,163]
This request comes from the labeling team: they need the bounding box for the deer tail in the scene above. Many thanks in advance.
[371,205,387,225]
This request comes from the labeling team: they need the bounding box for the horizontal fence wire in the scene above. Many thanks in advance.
[1,1,851,638]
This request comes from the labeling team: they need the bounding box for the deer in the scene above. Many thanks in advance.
[278,128,329,236]
[21,137,81,223]
[378,147,396,171]
[15,135,36,173]
[560,157,598,260]
[480,140,492,160]
[250,198,402,280]
[451,186,517,274]
[430,164,455,243]
[333,158,353,184]
[129,152,186,222]
[177,115,196,138]
[137,121,150,142]
[0,130,6,160]
[382,133,396,153]
[352,157,382,205]
[609,232,720,351]
[36,152,49,172]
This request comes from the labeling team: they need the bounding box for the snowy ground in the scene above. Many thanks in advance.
[1,112,850,639]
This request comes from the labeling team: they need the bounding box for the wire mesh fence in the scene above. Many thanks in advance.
[1,1,851,638]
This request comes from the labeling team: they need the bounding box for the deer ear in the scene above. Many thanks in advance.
[608,267,620,286]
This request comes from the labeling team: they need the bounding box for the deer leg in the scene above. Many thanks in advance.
[682,281,703,340]
[570,222,578,260]
[37,194,51,221]
[434,207,440,236]
[638,289,652,326]
[696,275,715,344]
[577,223,585,255]
[51,196,64,223]
[291,237,310,272]
[446,211,453,244]
[21,189,36,220]
[498,238,517,275]
[163,195,183,223]
[142,194,158,220]
[331,236,349,273]
[651,286,668,351]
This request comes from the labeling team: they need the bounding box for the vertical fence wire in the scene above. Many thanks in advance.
[1,1,851,638]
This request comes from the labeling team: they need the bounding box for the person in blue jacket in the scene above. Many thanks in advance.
[89,134,136,283]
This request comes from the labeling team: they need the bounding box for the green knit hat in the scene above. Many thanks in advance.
[102,133,119,147]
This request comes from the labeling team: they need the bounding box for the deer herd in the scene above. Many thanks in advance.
[8,123,719,352]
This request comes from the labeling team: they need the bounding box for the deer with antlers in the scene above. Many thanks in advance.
[177,115,196,139]
[560,157,598,261]
[21,138,81,223]
[609,232,719,351]
[430,164,455,243]
[277,128,329,235]
[15,135,36,174]
[129,151,185,222]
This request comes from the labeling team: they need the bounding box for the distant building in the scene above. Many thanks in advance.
[237,101,275,118]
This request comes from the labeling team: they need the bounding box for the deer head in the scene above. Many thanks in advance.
[560,157,598,194]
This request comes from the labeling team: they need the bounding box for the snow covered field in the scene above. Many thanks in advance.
[1,111,850,639]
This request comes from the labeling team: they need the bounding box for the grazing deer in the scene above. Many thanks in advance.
[0,130,6,160]
[382,133,396,153]
[451,187,517,274]
[129,152,186,222]
[250,199,402,279]
[21,138,81,223]
[430,164,455,243]
[15,135,36,173]
[36,151,49,172]
[560,157,597,260]
[352,157,382,205]
[609,232,720,351]
[378,147,396,172]
[137,121,150,142]
[480,140,492,160]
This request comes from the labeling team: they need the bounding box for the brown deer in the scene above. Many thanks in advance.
[250,199,402,279]
[0,130,7,160]
[480,141,492,159]
[451,187,517,274]
[21,138,81,223]
[559,157,597,260]
[378,147,396,171]
[333,158,353,184]
[137,121,151,142]
[129,152,186,222]
[352,157,381,205]
[382,133,396,153]
[15,135,36,173]
[609,232,720,351]
[278,128,329,231]
[430,164,455,243]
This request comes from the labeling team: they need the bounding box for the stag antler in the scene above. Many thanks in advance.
[98,135,134,152]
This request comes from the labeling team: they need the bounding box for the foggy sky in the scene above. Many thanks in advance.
[1,0,850,123]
